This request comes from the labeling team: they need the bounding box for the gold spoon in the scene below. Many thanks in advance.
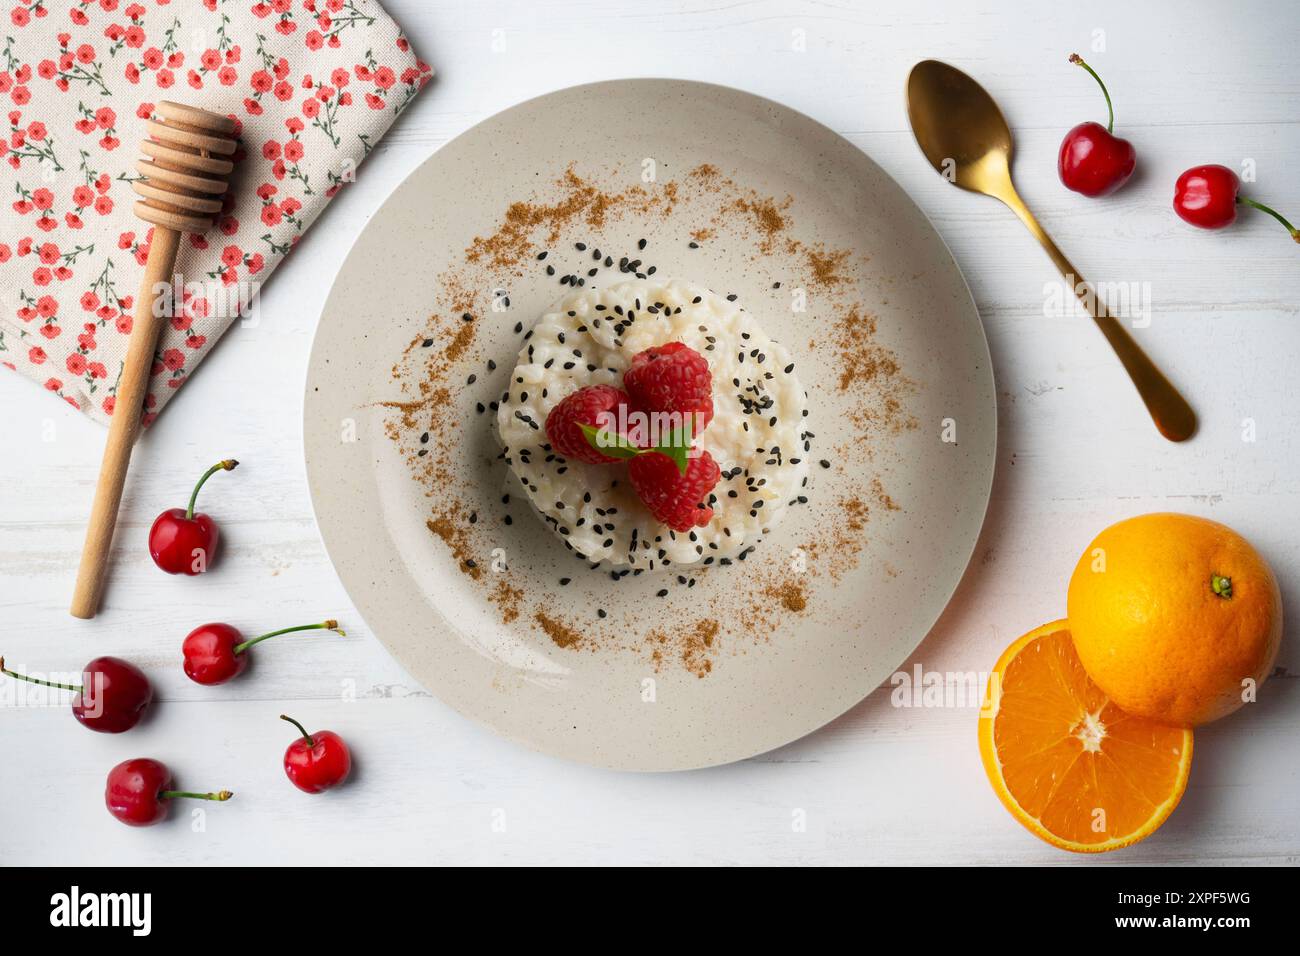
[906,59,1196,442]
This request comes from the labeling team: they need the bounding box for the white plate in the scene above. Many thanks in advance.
[305,79,995,771]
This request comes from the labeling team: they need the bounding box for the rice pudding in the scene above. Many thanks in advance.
[497,278,809,569]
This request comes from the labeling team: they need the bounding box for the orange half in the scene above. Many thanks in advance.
[978,620,1193,853]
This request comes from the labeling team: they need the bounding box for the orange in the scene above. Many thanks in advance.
[978,620,1193,853]
[1067,513,1282,727]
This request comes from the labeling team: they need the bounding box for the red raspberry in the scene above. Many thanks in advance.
[628,448,721,533]
[544,385,634,465]
[623,342,714,436]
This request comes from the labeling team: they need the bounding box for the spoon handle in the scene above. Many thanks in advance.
[998,189,1197,442]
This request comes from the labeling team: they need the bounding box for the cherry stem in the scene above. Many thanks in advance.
[1069,53,1115,133]
[280,713,314,747]
[161,790,234,802]
[0,656,81,693]
[234,620,344,655]
[186,459,239,520]
[1237,196,1300,241]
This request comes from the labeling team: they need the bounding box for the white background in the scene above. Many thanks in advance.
[2,0,1297,865]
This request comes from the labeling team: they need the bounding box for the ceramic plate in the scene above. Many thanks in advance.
[305,79,995,771]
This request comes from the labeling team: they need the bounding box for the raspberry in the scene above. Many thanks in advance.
[544,385,633,465]
[628,448,721,533]
[623,342,714,437]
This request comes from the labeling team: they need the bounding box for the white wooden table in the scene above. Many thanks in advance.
[2,0,1297,866]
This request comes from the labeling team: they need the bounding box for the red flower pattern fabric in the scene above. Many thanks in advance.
[0,0,431,424]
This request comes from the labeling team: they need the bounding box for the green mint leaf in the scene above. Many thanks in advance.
[577,422,639,460]
[653,426,693,476]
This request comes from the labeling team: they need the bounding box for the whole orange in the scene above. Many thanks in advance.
[1067,513,1282,727]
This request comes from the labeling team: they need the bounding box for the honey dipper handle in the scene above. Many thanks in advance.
[70,227,182,618]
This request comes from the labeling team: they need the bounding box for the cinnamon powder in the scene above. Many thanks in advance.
[648,619,720,678]
[534,610,582,649]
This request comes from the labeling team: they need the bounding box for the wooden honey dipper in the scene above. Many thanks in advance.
[70,101,238,619]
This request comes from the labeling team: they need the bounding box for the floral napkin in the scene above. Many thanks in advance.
[0,0,431,425]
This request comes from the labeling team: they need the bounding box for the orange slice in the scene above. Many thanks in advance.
[978,620,1193,853]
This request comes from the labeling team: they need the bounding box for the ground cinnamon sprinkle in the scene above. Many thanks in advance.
[731,194,792,253]
[834,307,885,390]
[766,578,808,613]
[842,497,868,531]
[832,305,917,434]
[443,322,475,364]
[426,512,481,579]
[464,167,676,270]
[806,245,849,287]
[871,477,900,511]
[380,157,919,677]
[534,610,582,649]
[489,578,524,623]
[648,619,720,678]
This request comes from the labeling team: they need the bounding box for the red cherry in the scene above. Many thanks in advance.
[1173,164,1239,229]
[1057,55,1135,197]
[148,459,238,575]
[280,715,352,793]
[105,758,232,827]
[1,654,152,733]
[183,619,344,685]
[1173,164,1300,242]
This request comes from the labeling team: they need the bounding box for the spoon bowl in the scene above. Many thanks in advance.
[907,59,1015,195]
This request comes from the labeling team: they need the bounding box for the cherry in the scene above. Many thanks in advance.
[1173,164,1299,242]
[105,758,232,827]
[182,619,345,685]
[1058,54,1136,197]
[1,654,152,733]
[280,714,352,793]
[148,458,239,575]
